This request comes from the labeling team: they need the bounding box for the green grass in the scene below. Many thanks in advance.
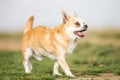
[0,29,120,79]
[89,29,120,39]
[0,42,120,80]
[0,33,22,39]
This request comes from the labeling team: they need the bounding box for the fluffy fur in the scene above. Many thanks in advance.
[22,10,87,77]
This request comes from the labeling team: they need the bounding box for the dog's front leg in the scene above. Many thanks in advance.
[57,57,75,77]
[53,61,62,76]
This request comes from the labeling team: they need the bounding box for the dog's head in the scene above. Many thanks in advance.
[62,10,88,40]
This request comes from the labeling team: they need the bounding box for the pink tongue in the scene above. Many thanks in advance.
[77,32,85,37]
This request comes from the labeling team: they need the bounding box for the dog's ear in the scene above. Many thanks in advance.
[62,10,70,23]
[73,11,78,17]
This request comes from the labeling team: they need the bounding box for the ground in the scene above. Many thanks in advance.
[0,28,120,80]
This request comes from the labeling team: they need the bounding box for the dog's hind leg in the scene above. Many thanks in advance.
[33,50,43,61]
[23,48,33,73]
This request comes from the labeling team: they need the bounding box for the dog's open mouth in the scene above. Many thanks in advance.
[74,29,87,37]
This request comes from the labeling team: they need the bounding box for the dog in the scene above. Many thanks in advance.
[22,10,88,77]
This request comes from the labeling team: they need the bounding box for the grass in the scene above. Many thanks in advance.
[0,33,22,39]
[0,29,120,79]
[92,29,120,39]
[0,43,120,80]
[71,43,120,75]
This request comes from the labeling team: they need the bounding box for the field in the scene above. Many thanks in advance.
[0,29,120,80]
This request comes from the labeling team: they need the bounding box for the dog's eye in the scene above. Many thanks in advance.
[75,22,80,26]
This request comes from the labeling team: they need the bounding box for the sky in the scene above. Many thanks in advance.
[0,0,120,32]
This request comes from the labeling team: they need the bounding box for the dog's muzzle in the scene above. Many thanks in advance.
[81,24,88,32]
[74,24,88,37]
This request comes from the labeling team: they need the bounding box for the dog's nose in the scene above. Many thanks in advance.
[84,25,88,28]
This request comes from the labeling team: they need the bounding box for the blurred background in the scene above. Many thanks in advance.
[0,0,120,50]
[0,0,120,79]
[0,0,120,32]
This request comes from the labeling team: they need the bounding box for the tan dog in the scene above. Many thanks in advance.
[22,10,87,77]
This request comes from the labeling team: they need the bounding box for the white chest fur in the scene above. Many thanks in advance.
[66,41,76,55]
[54,33,77,56]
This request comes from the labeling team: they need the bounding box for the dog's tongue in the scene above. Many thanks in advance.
[77,31,85,37]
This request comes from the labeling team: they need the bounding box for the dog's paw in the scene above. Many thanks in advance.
[70,75,76,78]
[25,70,31,73]
[67,74,76,78]
[53,72,63,76]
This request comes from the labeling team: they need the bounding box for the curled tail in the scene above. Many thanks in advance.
[24,16,34,34]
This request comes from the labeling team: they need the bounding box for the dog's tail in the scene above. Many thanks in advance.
[24,16,34,34]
